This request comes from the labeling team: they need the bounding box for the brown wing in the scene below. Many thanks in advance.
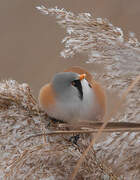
[91,80,106,118]
[64,66,106,119]
[39,83,56,110]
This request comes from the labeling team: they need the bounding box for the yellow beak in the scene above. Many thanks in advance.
[79,74,86,80]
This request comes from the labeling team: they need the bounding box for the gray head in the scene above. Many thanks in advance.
[52,72,83,100]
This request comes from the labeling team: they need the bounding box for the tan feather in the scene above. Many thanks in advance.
[39,84,56,110]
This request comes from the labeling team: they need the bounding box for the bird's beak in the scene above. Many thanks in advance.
[79,74,86,80]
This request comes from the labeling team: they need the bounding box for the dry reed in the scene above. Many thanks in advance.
[0,5,139,180]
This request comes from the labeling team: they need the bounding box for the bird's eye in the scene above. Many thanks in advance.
[71,80,83,100]
[71,81,76,86]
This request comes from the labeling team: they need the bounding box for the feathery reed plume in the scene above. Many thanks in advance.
[0,5,139,180]
[36,5,140,179]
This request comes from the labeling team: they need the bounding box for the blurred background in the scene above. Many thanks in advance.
[0,0,140,97]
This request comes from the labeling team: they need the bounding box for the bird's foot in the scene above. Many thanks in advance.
[69,134,80,146]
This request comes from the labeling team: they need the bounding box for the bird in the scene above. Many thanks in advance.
[39,66,106,123]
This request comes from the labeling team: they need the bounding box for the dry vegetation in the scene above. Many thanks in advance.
[0,5,140,180]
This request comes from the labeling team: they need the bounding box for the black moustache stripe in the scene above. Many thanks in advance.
[73,80,83,100]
